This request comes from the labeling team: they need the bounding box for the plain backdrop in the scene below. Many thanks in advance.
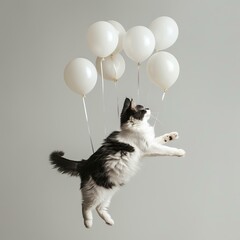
[1,0,240,239]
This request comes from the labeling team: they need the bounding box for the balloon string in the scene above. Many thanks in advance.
[153,112,160,128]
[151,112,165,127]
[100,58,107,136]
[112,56,119,121]
[114,81,120,119]
[112,55,118,80]
[137,63,140,102]
[82,96,94,153]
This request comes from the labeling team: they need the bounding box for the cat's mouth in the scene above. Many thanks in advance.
[145,109,151,119]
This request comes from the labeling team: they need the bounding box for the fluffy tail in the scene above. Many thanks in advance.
[49,151,82,177]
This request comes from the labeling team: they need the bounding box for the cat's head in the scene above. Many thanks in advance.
[120,98,150,128]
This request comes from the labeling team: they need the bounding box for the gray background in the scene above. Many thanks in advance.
[1,0,239,239]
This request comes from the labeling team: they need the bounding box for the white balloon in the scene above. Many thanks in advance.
[123,26,155,64]
[86,21,118,58]
[108,20,126,54]
[149,16,179,51]
[64,58,97,97]
[147,51,180,91]
[96,53,125,81]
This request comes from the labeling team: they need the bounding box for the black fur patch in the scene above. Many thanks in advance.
[50,132,135,189]
[120,98,147,125]
[80,131,135,189]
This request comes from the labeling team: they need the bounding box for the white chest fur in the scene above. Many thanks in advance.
[105,123,155,186]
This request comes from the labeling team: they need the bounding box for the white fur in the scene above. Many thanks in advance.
[81,109,185,228]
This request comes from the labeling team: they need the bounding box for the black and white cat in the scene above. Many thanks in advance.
[50,98,185,228]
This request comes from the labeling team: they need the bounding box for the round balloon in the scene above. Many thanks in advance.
[86,21,118,58]
[64,58,97,97]
[96,53,125,81]
[147,51,180,91]
[123,26,155,64]
[149,16,179,51]
[108,20,126,54]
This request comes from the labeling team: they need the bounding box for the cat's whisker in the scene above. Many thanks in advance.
[150,113,164,127]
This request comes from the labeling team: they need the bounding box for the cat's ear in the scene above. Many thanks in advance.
[122,98,131,110]
[130,99,137,111]
[121,98,136,113]
[120,98,131,118]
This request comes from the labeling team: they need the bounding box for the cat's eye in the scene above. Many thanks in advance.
[136,105,144,110]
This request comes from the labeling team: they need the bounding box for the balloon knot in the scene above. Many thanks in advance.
[162,91,166,101]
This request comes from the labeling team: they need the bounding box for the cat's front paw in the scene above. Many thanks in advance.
[163,132,179,143]
[176,149,186,157]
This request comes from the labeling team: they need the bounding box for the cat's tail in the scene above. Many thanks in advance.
[49,151,83,177]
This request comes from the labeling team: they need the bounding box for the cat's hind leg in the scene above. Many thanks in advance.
[82,203,94,228]
[81,179,99,228]
[96,188,118,226]
[96,198,114,226]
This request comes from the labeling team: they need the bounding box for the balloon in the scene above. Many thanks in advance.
[86,21,118,58]
[108,20,126,54]
[147,51,180,91]
[64,58,97,97]
[96,53,125,81]
[123,26,155,64]
[149,16,179,51]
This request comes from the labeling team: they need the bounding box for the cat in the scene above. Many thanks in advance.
[50,97,185,228]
